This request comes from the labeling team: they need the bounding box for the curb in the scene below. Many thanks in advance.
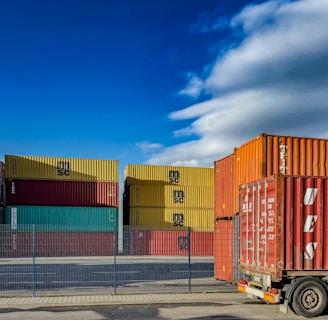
[0,292,247,310]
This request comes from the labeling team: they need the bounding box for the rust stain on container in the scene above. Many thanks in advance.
[239,175,328,282]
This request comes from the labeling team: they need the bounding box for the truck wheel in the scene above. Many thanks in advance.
[291,280,327,318]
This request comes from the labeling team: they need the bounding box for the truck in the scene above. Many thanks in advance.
[237,174,328,318]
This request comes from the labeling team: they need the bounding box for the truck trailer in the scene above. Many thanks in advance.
[237,175,328,318]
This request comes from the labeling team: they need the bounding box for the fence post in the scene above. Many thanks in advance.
[32,224,36,296]
[188,227,191,293]
[113,225,117,294]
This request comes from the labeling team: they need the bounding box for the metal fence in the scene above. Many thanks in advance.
[0,225,237,297]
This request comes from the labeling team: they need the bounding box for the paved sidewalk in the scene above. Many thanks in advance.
[0,292,248,310]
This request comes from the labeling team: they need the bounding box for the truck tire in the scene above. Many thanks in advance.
[291,280,328,318]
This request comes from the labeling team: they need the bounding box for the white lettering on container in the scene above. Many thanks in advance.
[302,187,319,260]
[303,215,318,233]
[279,145,288,174]
[304,242,318,260]
[304,188,318,205]
[11,181,16,194]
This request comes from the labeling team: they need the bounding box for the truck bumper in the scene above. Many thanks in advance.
[238,284,281,304]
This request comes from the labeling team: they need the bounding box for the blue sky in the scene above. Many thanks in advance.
[1,0,328,186]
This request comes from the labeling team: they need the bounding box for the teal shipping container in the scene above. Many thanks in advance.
[5,206,118,232]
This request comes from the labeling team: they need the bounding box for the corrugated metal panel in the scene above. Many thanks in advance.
[214,154,235,218]
[5,206,118,232]
[124,164,213,187]
[128,185,214,208]
[3,232,116,257]
[130,230,213,256]
[239,175,328,282]
[214,218,234,282]
[129,207,214,230]
[6,179,119,207]
[234,133,328,212]
[0,161,4,182]
[0,207,3,224]
[0,161,4,206]
[239,175,283,280]
[5,155,118,182]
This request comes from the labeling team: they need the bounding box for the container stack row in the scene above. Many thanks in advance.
[123,164,214,255]
[3,155,119,256]
[0,161,4,224]
[214,133,328,283]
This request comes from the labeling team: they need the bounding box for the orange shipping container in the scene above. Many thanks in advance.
[214,219,234,282]
[233,133,328,212]
[214,154,234,218]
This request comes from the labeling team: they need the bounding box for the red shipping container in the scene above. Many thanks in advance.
[5,179,119,207]
[239,175,328,281]
[131,230,213,256]
[214,154,234,218]
[3,232,116,257]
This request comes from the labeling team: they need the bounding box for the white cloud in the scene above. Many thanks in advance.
[136,141,163,154]
[143,0,328,167]
[178,73,205,98]
[231,0,283,33]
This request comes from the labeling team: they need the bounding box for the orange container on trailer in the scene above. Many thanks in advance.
[234,133,328,212]
[239,174,328,281]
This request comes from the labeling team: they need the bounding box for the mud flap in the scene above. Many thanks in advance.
[279,299,289,314]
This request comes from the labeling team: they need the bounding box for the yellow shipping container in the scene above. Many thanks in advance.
[129,207,214,230]
[5,155,119,182]
[124,164,213,187]
[127,184,214,208]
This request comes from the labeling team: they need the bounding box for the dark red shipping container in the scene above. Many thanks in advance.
[5,179,119,207]
[239,175,328,281]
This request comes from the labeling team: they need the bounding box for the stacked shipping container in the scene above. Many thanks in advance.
[214,154,239,282]
[0,161,4,224]
[214,133,328,283]
[124,164,214,255]
[4,155,119,256]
